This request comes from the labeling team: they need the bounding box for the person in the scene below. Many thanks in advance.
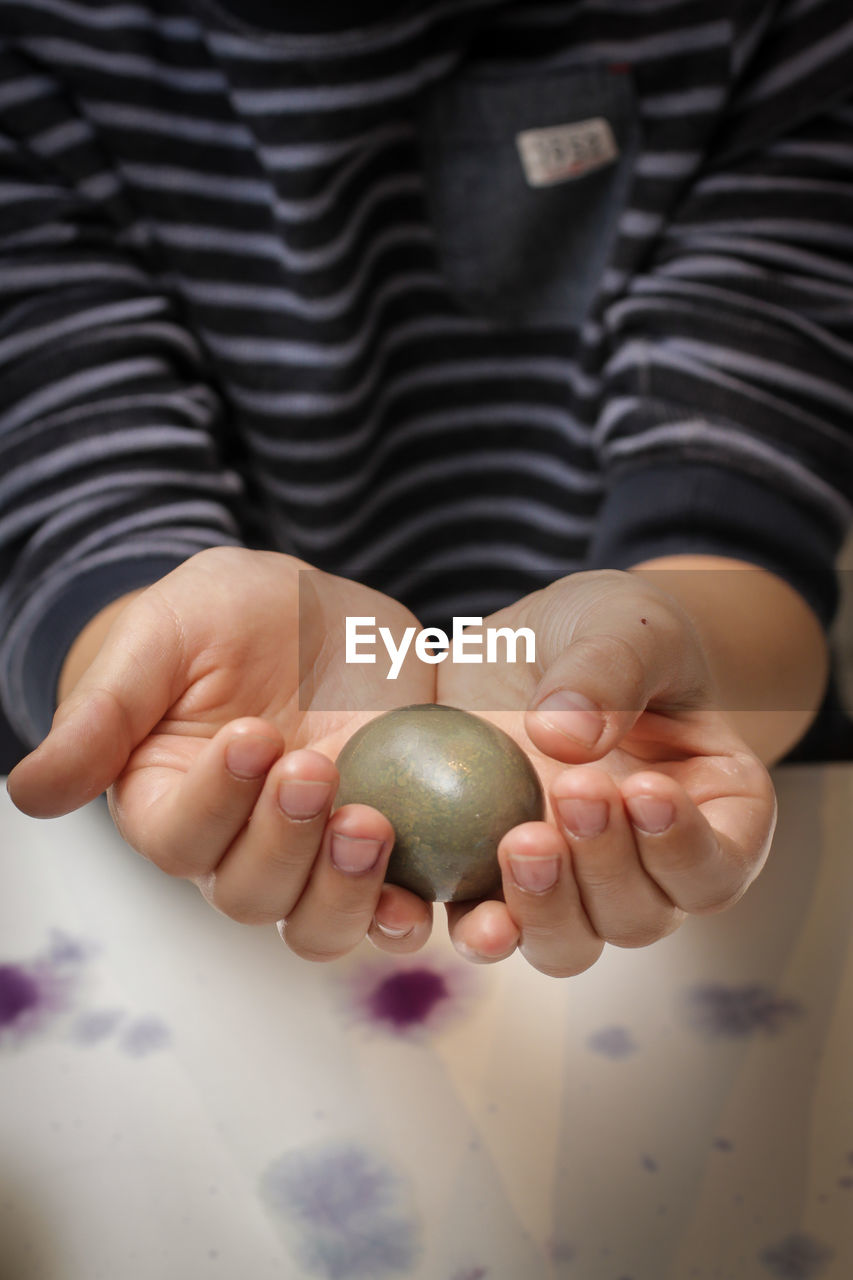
[1,0,850,975]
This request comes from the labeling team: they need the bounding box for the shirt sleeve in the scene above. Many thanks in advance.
[0,42,245,746]
[589,69,853,630]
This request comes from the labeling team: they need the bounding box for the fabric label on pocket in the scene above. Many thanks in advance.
[516,117,619,187]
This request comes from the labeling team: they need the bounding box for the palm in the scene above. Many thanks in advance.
[436,601,742,821]
[110,549,434,824]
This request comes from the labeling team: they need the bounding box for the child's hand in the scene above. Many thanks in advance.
[8,548,435,960]
[436,570,777,977]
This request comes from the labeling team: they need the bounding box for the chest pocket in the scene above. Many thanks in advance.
[418,62,640,329]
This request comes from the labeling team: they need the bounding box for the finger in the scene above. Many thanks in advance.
[439,821,604,976]
[279,803,395,963]
[8,590,182,817]
[112,718,284,878]
[621,767,775,914]
[445,898,521,965]
[197,748,338,924]
[552,767,685,947]
[368,884,434,954]
[523,571,712,764]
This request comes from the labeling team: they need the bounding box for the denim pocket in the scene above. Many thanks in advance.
[418,62,640,328]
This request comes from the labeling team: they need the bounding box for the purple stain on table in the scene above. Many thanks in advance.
[758,1233,834,1279]
[683,982,804,1039]
[346,958,471,1038]
[368,967,449,1030]
[0,930,93,1047]
[70,1008,124,1045]
[587,1025,637,1059]
[549,1239,576,1263]
[119,1015,172,1057]
[47,930,90,965]
[0,956,75,1045]
[0,965,41,1025]
[260,1142,420,1279]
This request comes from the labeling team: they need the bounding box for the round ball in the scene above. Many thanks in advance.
[334,704,544,902]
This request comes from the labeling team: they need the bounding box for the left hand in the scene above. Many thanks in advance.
[435,570,777,977]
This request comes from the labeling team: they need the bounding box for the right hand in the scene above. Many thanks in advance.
[7,547,436,961]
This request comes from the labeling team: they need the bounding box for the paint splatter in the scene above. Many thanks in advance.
[368,968,449,1030]
[683,983,804,1039]
[587,1025,637,1059]
[260,1142,420,1279]
[70,1008,124,1045]
[0,932,173,1056]
[346,958,471,1038]
[548,1239,576,1263]
[0,964,41,1025]
[758,1232,834,1279]
[0,931,86,1046]
[120,1016,172,1058]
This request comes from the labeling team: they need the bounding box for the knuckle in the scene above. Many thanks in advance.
[145,841,205,879]
[574,632,646,696]
[604,919,673,949]
[206,885,280,926]
[687,882,750,916]
[519,928,604,977]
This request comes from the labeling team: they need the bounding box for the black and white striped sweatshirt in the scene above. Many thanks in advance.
[1,0,852,744]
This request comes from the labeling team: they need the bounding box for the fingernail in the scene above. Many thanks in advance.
[625,794,675,834]
[331,833,384,873]
[556,797,608,839]
[278,778,331,820]
[374,919,414,939]
[225,734,280,780]
[509,855,559,893]
[533,691,603,748]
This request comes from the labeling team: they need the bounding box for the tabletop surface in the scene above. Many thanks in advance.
[1,764,852,1280]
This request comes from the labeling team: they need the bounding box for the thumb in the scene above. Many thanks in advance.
[7,591,180,818]
[522,572,712,764]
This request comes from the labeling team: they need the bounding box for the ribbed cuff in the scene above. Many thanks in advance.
[586,462,840,629]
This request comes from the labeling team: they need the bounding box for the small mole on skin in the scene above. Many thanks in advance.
[367,967,450,1030]
[0,965,41,1026]
[640,617,648,625]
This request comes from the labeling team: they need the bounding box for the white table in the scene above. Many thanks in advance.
[1,764,852,1280]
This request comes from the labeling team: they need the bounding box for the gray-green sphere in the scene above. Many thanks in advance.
[334,703,544,902]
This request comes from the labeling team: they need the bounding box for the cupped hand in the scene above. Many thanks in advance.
[8,547,436,960]
[436,570,777,977]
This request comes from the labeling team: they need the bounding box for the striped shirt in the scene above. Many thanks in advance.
[1,0,852,743]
